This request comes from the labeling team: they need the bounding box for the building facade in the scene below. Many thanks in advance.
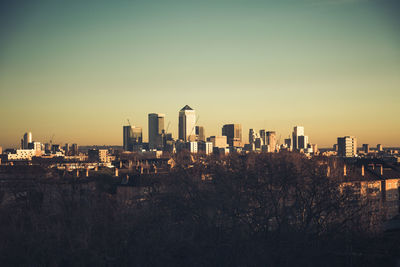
[337,136,357,157]
[178,105,196,142]
[148,113,165,150]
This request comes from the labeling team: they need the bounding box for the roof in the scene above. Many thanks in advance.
[180,105,193,111]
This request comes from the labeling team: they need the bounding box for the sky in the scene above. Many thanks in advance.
[0,0,399,148]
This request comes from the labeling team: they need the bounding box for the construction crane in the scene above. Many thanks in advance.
[165,121,171,133]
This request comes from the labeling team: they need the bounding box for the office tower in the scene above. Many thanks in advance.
[23,132,32,149]
[88,149,109,163]
[198,141,213,155]
[195,126,205,142]
[178,105,196,141]
[222,124,243,147]
[64,143,70,155]
[123,125,132,151]
[362,144,369,154]
[292,126,304,150]
[71,144,79,155]
[337,136,357,157]
[207,136,228,149]
[377,144,383,152]
[148,113,165,150]
[284,137,292,149]
[249,129,256,144]
[298,135,309,150]
[266,131,277,152]
[0,146,2,154]
[131,127,143,145]
[259,129,266,145]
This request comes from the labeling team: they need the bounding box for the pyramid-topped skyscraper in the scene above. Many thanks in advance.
[178,105,196,141]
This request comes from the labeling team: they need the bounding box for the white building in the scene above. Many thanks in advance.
[178,105,196,142]
[7,149,37,160]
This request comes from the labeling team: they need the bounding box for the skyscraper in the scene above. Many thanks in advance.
[148,113,165,150]
[23,132,32,149]
[178,105,196,142]
[266,131,277,152]
[123,125,132,151]
[123,125,143,151]
[337,136,357,157]
[292,126,304,150]
[195,126,205,142]
[222,124,243,147]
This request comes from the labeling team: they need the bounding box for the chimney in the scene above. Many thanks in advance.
[361,165,365,176]
[115,168,119,177]
[86,168,89,177]
[76,169,79,177]
[380,165,383,176]
[343,164,347,176]
[327,166,331,177]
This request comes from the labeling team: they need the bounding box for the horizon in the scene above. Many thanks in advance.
[1,0,400,148]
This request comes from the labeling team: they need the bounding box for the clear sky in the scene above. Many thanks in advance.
[1,0,399,148]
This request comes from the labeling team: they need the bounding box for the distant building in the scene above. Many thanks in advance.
[259,130,266,145]
[198,141,213,155]
[292,126,307,150]
[362,144,370,154]
[188,142,198,153]
[298,135,309,150]
[266,131,277,152]
[207,136,228,149]
[178,105,196,142]
[123,125,132,151]
[377,144,383,152]
[0,146,2,155]
[23,132,32,149]
[337,136,357,157]
[148,113,165,150]
[64,143,70,155]
[195,126,205,142]
[88,149,109,163]
[249,129,257,145]
[284,137,292,150]
[222,124,242,147]
[71,144,79,155]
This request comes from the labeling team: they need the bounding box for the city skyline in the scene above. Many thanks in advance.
[1,0,400,148]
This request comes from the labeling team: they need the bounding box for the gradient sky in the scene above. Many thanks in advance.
[1,0,399,148]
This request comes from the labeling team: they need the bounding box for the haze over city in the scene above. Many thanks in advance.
[1,0,400,148]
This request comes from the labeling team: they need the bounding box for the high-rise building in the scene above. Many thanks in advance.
[23,132,32,149]
[249,129,257,144]
[123,125,143,151]
[222,124,242,147]
[259,129,266,145]
[71,144,79,155]
[207,136,228,149]
[266,131,277,152]
[337,136,357,157]
[195,126,205,142]
[123,125,132,151]
[178,105,196,142]
[148,113,165,150]
[298,135,309,150]
[64,143,70,155]
[377,144,383,152]
[292,126,304,150]
[362,144,370,154]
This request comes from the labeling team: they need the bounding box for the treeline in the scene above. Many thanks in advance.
[0,152,398,266]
